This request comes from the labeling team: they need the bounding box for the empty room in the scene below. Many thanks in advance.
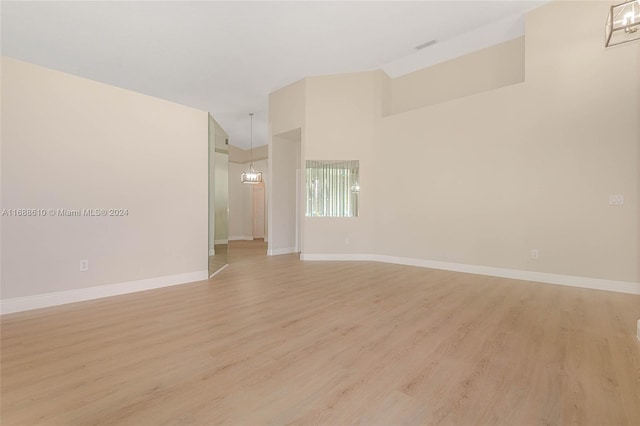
[1,0,639,425]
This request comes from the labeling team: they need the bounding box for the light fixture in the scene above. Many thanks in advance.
[241,113,263,184]
[606,0,640,47]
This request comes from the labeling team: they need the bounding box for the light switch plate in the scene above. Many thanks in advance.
[609,195,624,206]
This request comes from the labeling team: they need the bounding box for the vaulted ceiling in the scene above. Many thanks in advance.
[1,1,546,149]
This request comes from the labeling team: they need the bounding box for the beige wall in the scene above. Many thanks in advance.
[252,158,269,241]
[229,145,268,164]
[213,151,229,243]
[269,1,639,286]
[228,162,247,239]
[1,57,209,299]
[303,72,379,255]
[391,37,525,115]
[210,118,229,245]
[269,79,306,137]
[208,115,216,252]
[268,79,305,254]
[228,158,269,240]
[270,135,300,252]
[228,144,269,242]
[637,45,640,281]
[378,1,638,283]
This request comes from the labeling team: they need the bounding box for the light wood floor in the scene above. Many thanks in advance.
[2,240,639,425]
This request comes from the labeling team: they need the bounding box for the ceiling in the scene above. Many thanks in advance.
[1,1,546,149]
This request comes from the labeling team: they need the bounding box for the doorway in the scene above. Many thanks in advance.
[253,183,265,239]
[268,128,302,255]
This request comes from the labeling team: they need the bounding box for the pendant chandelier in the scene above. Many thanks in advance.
[241,113,263,184]
[606,0,640,47]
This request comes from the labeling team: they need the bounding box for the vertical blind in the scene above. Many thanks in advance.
[306,160,359,217]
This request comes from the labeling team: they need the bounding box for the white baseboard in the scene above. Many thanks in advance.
[228,236,254,241]
[301,253,640,295]
[301,253,372,261]
[267,247,298,256]
[214,239,229,245]
[209,248,216,256]
[0,270,209,315]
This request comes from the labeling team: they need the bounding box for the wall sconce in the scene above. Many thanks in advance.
[606,0,640,47]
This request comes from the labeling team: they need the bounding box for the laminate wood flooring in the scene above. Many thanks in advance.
[2,240,639,425]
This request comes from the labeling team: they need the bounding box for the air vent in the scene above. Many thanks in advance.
[415,39,438,50]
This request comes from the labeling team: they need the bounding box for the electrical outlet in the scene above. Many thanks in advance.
[344,237,350,246]
[80,259,89,272]
[609,194,624,206]
[531,249,539,259]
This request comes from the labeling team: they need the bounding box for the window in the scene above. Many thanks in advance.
[306,160,359,217]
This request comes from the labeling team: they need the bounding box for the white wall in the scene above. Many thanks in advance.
[242,167,254,240]
[228,162,248,239]
[391,37,525,115]
[375,1,638,284]
[1,57,209,304]
[638,45,640,281]
[214,152,229,244]
[268,1,640,290]
[270,134,300,254]
[303,72,378,255]
[268,79,305,255]
[254,158,269,241]
[208,115,216,254]
[228,158,269,241]
[209,116,230,251]
[269,79,305,136]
